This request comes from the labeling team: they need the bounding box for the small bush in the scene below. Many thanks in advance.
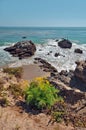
[25,77,63,110]
[3,67,23,78]
[52,111,64,122]
[51,102,66,123]
[8,84,24,98]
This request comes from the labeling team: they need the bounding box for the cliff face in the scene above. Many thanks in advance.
[75,61,86,82]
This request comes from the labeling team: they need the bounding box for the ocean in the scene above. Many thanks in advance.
[0,27,86,71]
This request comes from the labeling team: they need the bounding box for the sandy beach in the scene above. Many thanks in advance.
[22,64,50,81]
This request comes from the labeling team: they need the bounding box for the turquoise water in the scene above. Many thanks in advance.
[0,27,86,45]
[0,27,86,69]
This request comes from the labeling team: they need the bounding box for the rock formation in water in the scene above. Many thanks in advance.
[4,40,36,59]
[58,39,72,49]
[74,48,83,54]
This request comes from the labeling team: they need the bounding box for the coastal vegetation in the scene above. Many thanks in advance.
[25,77,63,110]
[3,67,23,78]
[8,84,24,99]
[0,66,86,129]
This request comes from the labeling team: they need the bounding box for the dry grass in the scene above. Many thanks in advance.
[3,67,23,78]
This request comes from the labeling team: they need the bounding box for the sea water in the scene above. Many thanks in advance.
[0,27,86,71]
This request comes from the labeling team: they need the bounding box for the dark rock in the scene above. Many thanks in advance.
[59,70,69,76]
[34,57,40,61]
[74,48,83,54]
[54,53,60,57]
[39,49,42,51]
[58,39,72,49]
[50,72,56,77]
[50,51,52,53]
[4,40,36,59]
[55,39,59,42]
[34,57,58,73]
[4,46,16,52]
[22,36,27,39]
[47,53,50,55]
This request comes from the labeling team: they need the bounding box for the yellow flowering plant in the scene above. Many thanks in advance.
[25,77,63,110]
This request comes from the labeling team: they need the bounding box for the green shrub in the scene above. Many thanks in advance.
[52,111,64,122]
[3,67,23,78]
[25,77,63,110]
[50,102,66,123]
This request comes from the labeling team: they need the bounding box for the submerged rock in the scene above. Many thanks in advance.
[74,48,83,54]
[54,53,60,57]
[22,36,27,39]
[58,39,72,49]
[4,40,36,59]
[55,39,59,42]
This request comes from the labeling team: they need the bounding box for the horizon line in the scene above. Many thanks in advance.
[0,26,86,28]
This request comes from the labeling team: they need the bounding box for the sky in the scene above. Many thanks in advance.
[0,0,86,27]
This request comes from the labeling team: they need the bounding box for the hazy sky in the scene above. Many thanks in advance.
[0,0,86,27]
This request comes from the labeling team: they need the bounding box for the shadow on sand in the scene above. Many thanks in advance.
[16,101,42,115]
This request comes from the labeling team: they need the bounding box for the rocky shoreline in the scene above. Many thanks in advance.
[2,38,85,72]
[34,57,86,128]
[0,39,86,130]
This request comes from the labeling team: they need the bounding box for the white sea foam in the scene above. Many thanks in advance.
[0,39,86,72]
[0,45,17,67]
[34,39,86,72]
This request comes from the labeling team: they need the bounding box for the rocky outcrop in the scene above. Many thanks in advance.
[74,48,83,54]
[34,58,58,73]
[4,40,36,59]
[75,61,86,82]
[60,89,86,105]
[58,39,72,49]
[49,66,86,92]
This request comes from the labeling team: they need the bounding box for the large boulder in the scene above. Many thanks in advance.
[4,40,36,59]
[74,61,86,82]
[58,39,72,49]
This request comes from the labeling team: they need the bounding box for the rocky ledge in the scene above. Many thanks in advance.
[34,57,58,73]
[4,40,36,59]
[57,39,72,49]
[35,57,86,92]
[75,61,86,82]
